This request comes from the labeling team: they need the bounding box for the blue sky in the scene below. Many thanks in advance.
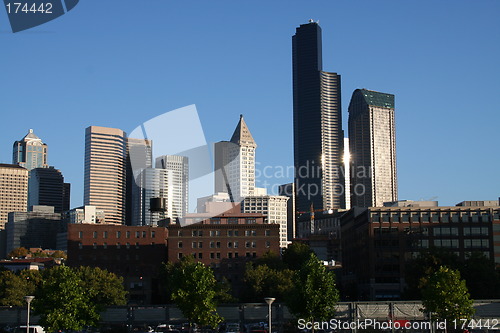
[1,0,499,208]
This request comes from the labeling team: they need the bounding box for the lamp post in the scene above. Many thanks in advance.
[264,297,275,333]
[23,296,35,333]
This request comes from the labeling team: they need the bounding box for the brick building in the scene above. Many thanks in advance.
[341,203,500,300]
[67,223,168,304]
[167,212,281,298]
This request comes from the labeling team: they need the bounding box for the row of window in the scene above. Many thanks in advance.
[177,252,259,260]
[80,230,156,239]
[179,240,271,249]
[79,242,156,249]
[371,211,494,223]
[188,229,271,237]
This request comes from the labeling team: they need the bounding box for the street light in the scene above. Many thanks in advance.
[23,296,35,333]
[264,297,275,333]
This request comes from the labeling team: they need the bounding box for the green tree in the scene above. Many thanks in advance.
[286,253,339,326]
[0,269,42,306]
[282,242,314,270]
[244,263,293,302]
[76,266,127,308]
[34,266,100,331]
[403,249,460,299]
[50,250,67,259]
[164,256,224,328]
[421,266,475,324]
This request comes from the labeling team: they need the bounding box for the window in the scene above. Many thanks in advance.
[135,231,140,238]
[126,231,130,238]
[192,242,197,248]
[228,242,233,248]
[245,241,251,248]
[210,241,215,248]
[93,231,98,239]
[210,218,221,224]
[78,231,83,239]
[103,242,107,249]
[93,242,97,249]
[265,229,271,236]
[227,230,233,237]
[78,242,83,249]
[228,252,233,258]
[234,241,239,248]
[178,230,183,237]
[198,242,203,248]
[151,231,155,238]
[116,231,121,238]
[116,242,121,249]
[142,231,147,238]
[198,253,203,259]
[210,253,215,259]
[216,253,221,259]
[252,241,256,248]
[235,253,239,258]
[178,241,183,249]
[178,253,183,259]
[216,241,221,248]
[228,218,238,224]
[126,242,130,249]
[245,218,256,224]
[103,231,108,239]
[266,241,270,248]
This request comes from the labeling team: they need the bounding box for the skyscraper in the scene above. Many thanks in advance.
[28,167,70,213]
[348,89,397,207]
[214,115,256,202]
[12,129,48,171]
[84,126,126,224]
[155,155,189,221]
[126,138,153,225]
[292,21,344,212]
[0,164,28,229]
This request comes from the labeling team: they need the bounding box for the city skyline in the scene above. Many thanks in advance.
[1,1,499,207]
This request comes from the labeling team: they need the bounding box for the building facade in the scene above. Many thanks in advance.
[6,206,65,254]
[214,115,256,202]
[12,129,48,171]
[155,155,189,221]
[67,205,105,224]
[84,126,127,224]
[278,183,296,241]
[348,89,397,207]
[66,223,168,305]
[293,21,344,212]
[167,213,280,298]
[0,164,28,230]
[341,204,500,300]
[126,138,153,226]
[28,167,70,213]
[241,195,289,248]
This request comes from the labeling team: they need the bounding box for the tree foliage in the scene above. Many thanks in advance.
[7,247,29,259]
[76,266,127,308]
[404,249,500,300]
[244,263,293,302]
[285,253,339,322]
[34,266,100,331]
[0,269,41,306]
[164,256,224,328]
[282,242,314,270]
[421,266,475,322]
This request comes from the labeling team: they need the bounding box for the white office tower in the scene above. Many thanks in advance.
[241,195,290,248]
[214,115,256,202]
[155,155,189,221]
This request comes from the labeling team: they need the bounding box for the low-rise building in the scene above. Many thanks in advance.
[341,203,500,300]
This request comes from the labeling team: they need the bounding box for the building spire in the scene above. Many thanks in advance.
[230,115,256,148]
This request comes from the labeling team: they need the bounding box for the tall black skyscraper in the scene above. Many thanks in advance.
[293,20,344,213]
